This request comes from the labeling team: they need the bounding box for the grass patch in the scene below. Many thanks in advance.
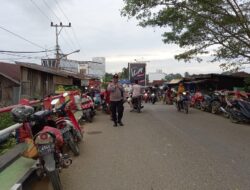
[0,137,16,156]
[0,112,15,130]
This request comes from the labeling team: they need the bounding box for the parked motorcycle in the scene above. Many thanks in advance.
[79,94,95,123]
[11,105,72,190]
[222,99,250,123]
[51,98,81,156]
[190,91,204,109]
[200,92,222,113]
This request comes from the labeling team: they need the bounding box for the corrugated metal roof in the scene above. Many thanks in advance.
[168,78,183,84]
[0,62,20,82]
[16,62,85,80]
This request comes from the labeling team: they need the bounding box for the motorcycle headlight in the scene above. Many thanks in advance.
[183,92,187,95]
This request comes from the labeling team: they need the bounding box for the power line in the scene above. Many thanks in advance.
[0,25,47,50]
[53,0,81,49]
[42,0,61,21]
[0,49,55,54]
[42,0,79,50]
[30,0,51,21]
[0,52,54,59]
[29,0,76,52]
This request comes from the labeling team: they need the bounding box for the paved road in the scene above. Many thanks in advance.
[30,103,250,190]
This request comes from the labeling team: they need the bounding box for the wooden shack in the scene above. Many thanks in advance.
[0,62,20,106]
[16,62,84,99]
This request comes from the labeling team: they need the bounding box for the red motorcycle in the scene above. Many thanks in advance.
[51,98,82,156]
[79,94,96,123]
[11,105,72,190]
[191,91,204,109]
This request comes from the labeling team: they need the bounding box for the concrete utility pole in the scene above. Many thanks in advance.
[50,22,71,68]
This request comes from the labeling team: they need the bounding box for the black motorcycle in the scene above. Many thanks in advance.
[132,96,143,113]
[200,92,222,114]
[225,100,250,123]
[150,93,157,104]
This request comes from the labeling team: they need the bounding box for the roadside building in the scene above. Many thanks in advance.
[148,70,166,83]
[16,62,85,99]
[0,62,20,106]
[41,57,106,79]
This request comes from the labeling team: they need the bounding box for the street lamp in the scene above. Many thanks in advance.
[56,49,80,69]
[60,49,80,59]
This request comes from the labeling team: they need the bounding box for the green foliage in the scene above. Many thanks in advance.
[0,113,15,130]
[0,137,16,156]
[121,0,250,70]
[102,73,113,89]
[120,67,129,79]
[165,73,183,82]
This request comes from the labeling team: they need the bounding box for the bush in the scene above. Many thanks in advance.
[0,112,15,130]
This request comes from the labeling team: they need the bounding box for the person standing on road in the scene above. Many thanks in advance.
[108,74,125,127]
[131,80,143,111]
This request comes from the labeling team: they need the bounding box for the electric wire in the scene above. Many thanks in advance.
[53,0,82,49]
[42,0,78,51]
[0,49,55,54]
[30,0,76,52]
[30,0,51,21]
[0,25,47,50]
[0,52,54,60]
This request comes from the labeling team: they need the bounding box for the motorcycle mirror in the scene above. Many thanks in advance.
[63,92,69,97]
[51,98,59,105]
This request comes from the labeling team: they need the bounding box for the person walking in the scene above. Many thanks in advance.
[108,74,125,127]
[130,79,143,111]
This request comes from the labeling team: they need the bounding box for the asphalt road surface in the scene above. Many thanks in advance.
[30,103,250,190]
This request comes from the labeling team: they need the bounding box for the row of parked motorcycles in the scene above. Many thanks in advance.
[10,92,97,190]
[191,91,250,123]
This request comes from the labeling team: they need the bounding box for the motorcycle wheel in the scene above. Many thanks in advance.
[230,114,240,123]
[211,101,220,114]
[152,99,156,104]
[86,111,93,123]
[184,102,188,114]
[223,107,230,118]
[48,170,62,190]
[75,130,83,142]
[194,102,200,109]
[200,104,205,111]
[177,102,181,112]
[78,117,85,125]
[68,133,80,156]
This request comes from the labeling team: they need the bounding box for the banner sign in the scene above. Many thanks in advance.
[128,63,146,86]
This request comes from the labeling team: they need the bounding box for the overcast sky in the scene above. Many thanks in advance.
[0,0,248,75]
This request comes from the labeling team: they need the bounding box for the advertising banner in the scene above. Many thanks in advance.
[129,63,146,86]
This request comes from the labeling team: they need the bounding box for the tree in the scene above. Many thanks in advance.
[102,73,113,89]
[164,73,183,82]
[121,0,250,71]
[120,67,129,79]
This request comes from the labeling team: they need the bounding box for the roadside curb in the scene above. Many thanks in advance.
[10,164,36,190]
[0,143,25,172]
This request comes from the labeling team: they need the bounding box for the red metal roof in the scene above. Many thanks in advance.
[0,62,20,82]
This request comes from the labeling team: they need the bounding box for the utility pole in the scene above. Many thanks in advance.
[50,22,71,68]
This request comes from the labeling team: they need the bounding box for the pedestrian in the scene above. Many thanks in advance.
[130,79,143,111]
[108,74,125,127]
